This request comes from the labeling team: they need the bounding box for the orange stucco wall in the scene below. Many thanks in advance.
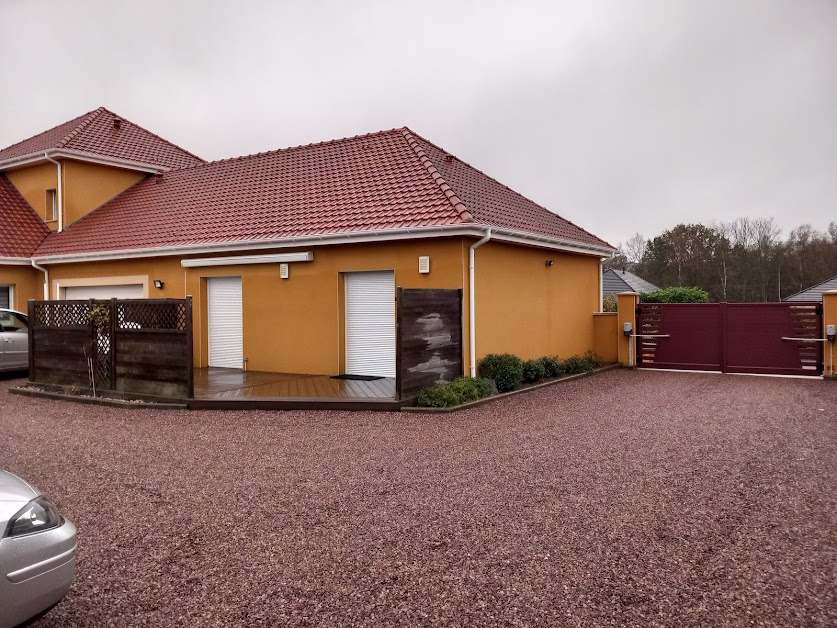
[62,161,145,226]
[5,159,145,230]
[5,163,58,227]
[0,265,43,310]
[36,236,606,375]
[470,240,601,361]
[593,312,618,363]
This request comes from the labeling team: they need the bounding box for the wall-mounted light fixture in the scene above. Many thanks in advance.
[545,260,555,267]
[153,279,164,289]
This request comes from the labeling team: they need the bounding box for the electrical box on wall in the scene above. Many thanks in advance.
[418,256,430,274]
[279,263,289,279]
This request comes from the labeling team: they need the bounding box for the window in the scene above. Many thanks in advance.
[46,188,57,222]
[0,310,27,332]
[0,285,11,309]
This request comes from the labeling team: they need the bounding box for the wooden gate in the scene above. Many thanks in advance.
[636,302,823,376]
[395,288,462,400]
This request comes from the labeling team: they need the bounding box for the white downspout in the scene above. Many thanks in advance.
[469,228,492,377]
[31,259,49,299]
[43,152,63,232]
[599,258,605,312]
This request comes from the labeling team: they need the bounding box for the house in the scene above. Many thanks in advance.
[0,108,616,378]
[783,274,837,303]
[602,268,659,296]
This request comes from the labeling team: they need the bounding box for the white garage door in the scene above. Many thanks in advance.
[208,276,243,369]
[345,271,395,377]
[64,284,144,300]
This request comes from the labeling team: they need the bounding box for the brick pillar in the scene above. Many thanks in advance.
[824,291,837,379]
[617,292,639,367]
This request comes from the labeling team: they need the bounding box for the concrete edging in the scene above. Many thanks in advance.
[9,386,188,410]
[401,363,621,413]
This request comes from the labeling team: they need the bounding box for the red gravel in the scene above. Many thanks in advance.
[2,370,836,627]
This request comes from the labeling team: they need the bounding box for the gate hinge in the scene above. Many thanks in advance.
[815,303,823,316]
[635,305,642,317]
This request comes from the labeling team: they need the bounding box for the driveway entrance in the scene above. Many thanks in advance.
[636,302,823,376]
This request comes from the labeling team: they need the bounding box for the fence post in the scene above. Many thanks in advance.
[617,292,639,367]
[109,299,117,390]
[824,291,837,378]
[395,286,403,401]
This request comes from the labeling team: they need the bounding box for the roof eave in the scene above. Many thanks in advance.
[30,224,616,265]
[0,256,35,265]
[0,149,166,174]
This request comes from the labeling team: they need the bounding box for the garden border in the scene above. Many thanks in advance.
[401,364,621,413]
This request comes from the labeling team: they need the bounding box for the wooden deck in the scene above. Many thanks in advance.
[189,368,401,411]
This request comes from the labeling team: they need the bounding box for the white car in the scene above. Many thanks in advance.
[0,309,28,373]
[0,471,77,627]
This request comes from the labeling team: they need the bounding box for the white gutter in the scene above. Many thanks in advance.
[0,148,165,174]
[181,251,314,268]
[43,153,63,232]
[31,225,615,265]
[469,228,492,378]
[0,257,32,265]
[30,259,49,299]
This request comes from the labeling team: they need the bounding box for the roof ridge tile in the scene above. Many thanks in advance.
[56,107,105,149]
[400,128,473,224]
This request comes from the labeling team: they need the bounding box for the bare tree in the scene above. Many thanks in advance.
[624,232,647,265]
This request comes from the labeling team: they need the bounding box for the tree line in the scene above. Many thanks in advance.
[606,218,837,302]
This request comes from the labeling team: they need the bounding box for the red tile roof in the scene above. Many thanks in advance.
[30,126,613,258]
[408,131,612,249]
[0,175,50,257]
[0,108,204,170]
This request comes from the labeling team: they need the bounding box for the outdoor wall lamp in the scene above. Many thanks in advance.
[153,279,164,289]
[545,260,555,267]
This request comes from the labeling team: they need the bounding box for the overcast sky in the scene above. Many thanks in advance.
[2,0,835,248]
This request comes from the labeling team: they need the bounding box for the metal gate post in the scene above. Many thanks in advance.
[824,291,837,378]
[617,292,639,367]
[720,302,728,374]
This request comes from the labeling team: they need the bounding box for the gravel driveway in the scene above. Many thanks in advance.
[2,370,835,627]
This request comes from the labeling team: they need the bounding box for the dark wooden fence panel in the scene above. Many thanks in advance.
[396,288,462,400]
[29,298,193,400]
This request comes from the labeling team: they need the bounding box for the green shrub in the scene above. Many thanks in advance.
[602,294,618,312]
[416,377,494,408]
[448,377,481,404]
[538,356,563,378]
[562,355,589,374]
[416,384,460,407]
[641,287,709,303]
[472,378,495,398]
[584,351,605,369]
[478,353,523,392]
[522,359,546,383]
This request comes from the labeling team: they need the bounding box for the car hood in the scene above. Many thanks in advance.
[0,470,39,525]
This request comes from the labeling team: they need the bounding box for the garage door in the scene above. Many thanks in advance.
[345,271,395,377]
[208,276,243,369]
[64,284,144,300]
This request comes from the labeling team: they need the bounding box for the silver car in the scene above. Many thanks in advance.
[0,471,76,627]
[0,309,28,373]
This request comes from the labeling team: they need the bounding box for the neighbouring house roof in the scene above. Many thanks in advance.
[0,175,50,258]
[0,107,204,171]
[783,275,837,302]
[603,268,659,294]
[30,127,615,259]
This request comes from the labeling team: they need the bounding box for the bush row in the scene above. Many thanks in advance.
[415,351,606,407]
[416,377,494,408]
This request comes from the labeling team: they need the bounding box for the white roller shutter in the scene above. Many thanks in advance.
[345,271,395,377]
[64,284,144,299]
[208,276,243,369]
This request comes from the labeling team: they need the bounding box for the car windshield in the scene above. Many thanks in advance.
[0,311,28,332]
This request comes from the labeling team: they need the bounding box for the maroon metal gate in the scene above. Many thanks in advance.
[636,302,823,376]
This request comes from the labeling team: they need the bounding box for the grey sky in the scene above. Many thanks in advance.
[2,0,835,249]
